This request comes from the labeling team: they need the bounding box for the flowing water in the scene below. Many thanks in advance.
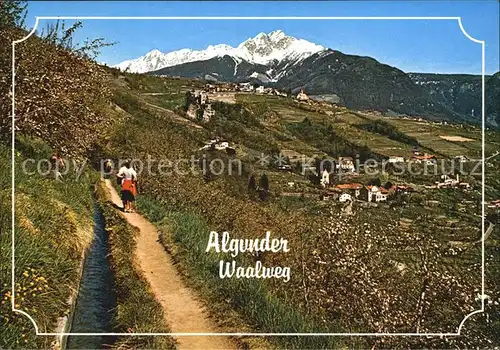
[66,207,117,349]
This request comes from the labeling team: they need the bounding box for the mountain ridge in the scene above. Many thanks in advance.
[114,30,325,74]
[115,30,499,127]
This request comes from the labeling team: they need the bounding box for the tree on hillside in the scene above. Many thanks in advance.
[384,180,394,190]
[259,173,269,192]
[259,173,269,200]
[0,0,27,29]
[367,177,382,186]
[183,91,193,111]
[248,175,256,192]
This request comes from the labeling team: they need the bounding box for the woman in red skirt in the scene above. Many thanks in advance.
[117,161,138,213]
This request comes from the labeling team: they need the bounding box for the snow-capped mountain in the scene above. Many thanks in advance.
[113,29,499,127]
[114,30,325,73]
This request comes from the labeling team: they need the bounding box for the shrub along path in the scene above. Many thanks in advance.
[104,180,234,349]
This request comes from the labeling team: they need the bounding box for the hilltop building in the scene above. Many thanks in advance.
[296,89,310,102]
[337,157,356,172]
[200,91,209,105]
[256,86,266,94]
[239,82,255,92]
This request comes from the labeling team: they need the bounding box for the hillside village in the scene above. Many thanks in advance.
[179,80,485,210]
[153,73,500,227]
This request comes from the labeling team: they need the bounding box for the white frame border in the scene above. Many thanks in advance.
[10,16,486,338]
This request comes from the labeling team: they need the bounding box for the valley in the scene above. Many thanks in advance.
[99,70,500,347]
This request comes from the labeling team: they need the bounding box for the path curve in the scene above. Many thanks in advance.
[105,180,234,349]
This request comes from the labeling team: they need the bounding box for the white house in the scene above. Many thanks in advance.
[214,141,229,150]
[320,169,330,187]
[339,193,352,202]
[239,82,254,92]
[360,186,388,202]
[199,139,230,151]
[278,164,292,171]
[437,174,460,187]
[388,156,405,163]
[337,157,356,173]
[296,89,310,101]
[200,92,209,105]
[202,104,215,121]
[256,86,265,94]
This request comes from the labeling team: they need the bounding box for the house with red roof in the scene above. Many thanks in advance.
[360,185,389,202]
[334,183,363,198]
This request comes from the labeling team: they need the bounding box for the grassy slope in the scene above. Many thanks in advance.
[0,30,176,348]
[0,137,97,348]
[234,94,500,160]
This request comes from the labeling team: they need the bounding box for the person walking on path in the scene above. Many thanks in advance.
[117,160,138,213]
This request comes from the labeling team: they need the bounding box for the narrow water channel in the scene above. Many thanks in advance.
[66,206,117,349]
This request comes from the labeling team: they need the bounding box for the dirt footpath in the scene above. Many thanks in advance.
[105,180,234,349]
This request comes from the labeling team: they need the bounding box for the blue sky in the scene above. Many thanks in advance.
[25,1,499,74]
